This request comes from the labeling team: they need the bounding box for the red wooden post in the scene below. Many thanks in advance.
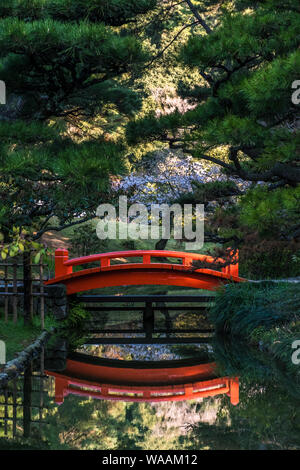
[185,384,194,397]
[55,378,68,404]
[222,249,239,277]
[55,249,72,278]
[229,250,239,277]
[183,256,193,267]
[100,257,110,268]
[229,377,239,405]
[143,254,151,264]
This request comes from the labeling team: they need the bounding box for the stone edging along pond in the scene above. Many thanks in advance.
[0,327,56,388]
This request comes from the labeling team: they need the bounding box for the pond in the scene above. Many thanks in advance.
[1,331,299,450]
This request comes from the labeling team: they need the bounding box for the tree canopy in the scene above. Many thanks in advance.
[0,0,158,251]
[127,0,300,253]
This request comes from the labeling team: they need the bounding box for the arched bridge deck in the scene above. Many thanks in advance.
[45,353,239,405]
[46,249,244,295]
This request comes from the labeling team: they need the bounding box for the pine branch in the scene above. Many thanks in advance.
[185,0,213,34]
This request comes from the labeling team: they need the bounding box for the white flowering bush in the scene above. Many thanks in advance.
[112,149,251,206]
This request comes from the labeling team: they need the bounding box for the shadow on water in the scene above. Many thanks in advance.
[1,330,300,450]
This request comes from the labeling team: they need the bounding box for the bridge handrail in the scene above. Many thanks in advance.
[47,370,239,404]
[54,249,238,278]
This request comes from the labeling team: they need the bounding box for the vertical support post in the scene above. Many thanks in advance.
[229,377,239,405]
[13,261,18,324]
[23,361,32,438]
[4,263,8,322]
[55,249,72,278]
[4,387,8,436]
[185,384,194,398]
[30,253,33,322]
[183,256,193,267]
[39,348,44,435]
[143,254,151,264]
[222,249,239,277]
[12,378,17,437]
[157,301,171,336]
[23,251,32,326]
[229,250,239,277]
[55,377,68,405]
[100,256,110,268]
[39,257,45,329]
[143,301,154,340]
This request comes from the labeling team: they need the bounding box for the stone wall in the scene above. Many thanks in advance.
[44,284,68,320]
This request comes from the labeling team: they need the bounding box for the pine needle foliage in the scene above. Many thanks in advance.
[0,0,158,244]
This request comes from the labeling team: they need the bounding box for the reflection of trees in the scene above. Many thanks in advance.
[225,383,300,450]
[188,338,300,450]
[43,395,211,450]
[13,336,300,450]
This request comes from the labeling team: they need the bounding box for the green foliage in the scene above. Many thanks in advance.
[210,282,300,336]
[0,0,159,248]
[69,223,108,257]
[125,0,300,258]
[0,0,157,25]
[240,242,300,279]
[240,185,300,240]
[61,303,91,330]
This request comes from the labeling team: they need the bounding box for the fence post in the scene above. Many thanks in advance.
[4,263,8,322]
[23,361,32,438]
[39,257,45,329]
[23,251,32,326]
[13,261,18,324]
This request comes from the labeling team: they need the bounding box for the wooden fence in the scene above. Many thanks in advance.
[0,254,53,328]
[0,349,54,439]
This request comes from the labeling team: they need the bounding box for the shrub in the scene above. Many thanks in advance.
[209,282,300,337]
[239,236,300,279]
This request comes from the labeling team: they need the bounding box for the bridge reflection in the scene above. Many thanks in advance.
[46,353,239,406]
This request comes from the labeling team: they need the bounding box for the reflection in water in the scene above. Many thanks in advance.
[0,350,55,443]
[1,335,300,450]
[45,353,239,405]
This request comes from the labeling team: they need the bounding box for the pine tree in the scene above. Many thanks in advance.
[0,0,157,249]
[127,1,300,249]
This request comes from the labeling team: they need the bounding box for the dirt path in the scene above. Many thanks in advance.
[41,231,70,251]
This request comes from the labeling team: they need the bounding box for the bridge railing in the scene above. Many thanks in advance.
[49,374,239,404]
[54,249,239,279]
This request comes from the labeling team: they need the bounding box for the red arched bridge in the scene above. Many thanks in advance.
[46,249,244,295]
[45,353,239,406]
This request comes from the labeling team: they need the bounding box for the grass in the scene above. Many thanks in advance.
[0,318,40,362]
[209,282,300,336]
[0,315,58,362]
[209,282,300,381]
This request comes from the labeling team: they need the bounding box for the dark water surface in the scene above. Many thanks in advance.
[1,331,299,450]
